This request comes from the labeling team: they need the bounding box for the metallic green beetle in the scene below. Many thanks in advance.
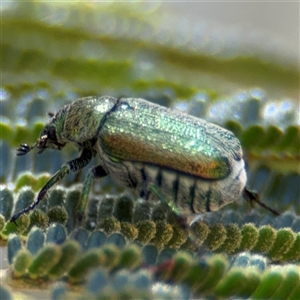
[11,96,278,222]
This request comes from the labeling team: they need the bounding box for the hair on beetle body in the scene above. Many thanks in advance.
[11,96,279,224]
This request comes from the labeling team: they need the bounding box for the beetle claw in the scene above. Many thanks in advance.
[16,144,32,156]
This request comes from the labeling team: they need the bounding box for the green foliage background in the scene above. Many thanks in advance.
[0,2,299,299]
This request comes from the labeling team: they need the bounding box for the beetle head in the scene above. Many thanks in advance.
[17,123,66,156]
[35,124,66,153]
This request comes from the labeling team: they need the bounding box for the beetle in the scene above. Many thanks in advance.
[11,96,279,223]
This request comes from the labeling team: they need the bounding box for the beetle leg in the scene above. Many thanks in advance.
[77,165,108,224]
[150,184,189,229]
[243,188,280,216]
[11,148,93,223]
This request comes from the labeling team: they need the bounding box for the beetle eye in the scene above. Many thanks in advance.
[47,127,57,141]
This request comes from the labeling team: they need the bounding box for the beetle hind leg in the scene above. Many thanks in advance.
[243,188,280,216]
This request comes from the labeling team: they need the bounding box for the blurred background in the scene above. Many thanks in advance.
[2,1,299,99]
[162,2,298,61]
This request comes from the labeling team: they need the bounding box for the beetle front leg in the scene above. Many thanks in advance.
[11,148,93,223]
[77,165,108,224]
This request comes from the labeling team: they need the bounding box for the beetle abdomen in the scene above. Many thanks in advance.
[100,150,247,215]
[138,161,246,215]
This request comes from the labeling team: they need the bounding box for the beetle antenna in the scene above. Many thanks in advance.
[243,188,280,216]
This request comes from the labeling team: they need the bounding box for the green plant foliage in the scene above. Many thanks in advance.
[204,223,227,251]
[98,244,120,270]
[68,250,102,284]
[118,244,142,270]
[167,224,188,250]
[165,251,194,282]
[2,214,30,236]
[219,224,242,253]
[12,249,33,278]
[120,222,139,241]
[271,267,300,300]
[268,228,296,260]
[47,205,68,225]
[5,222,300,298]
[28,245,61,279]
[7,234,22,264]
[48,240,81,280]
[282,233,300,261]
[251,269,284,299]
[215,268,258,298]
[46,223,67,245]
[26,227,45,255]
[114,196,134,222]
[253,225,277,253]
[29,209,49,229]
[98,217,121,235]
[14,188,35,216]
[136,220,156,244]
[1,190,300,263]
[239,223,259,251]
[65,189,81,233]
[0,187,13,220]
[151,221,173,249]
[15,172,51,192]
